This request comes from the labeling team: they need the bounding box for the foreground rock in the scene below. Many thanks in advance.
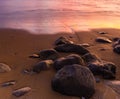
[88,61,116,79]
[54,36,74,46]
[12,87,31,97]
[96,37,112,43]
[54,54,84,71]
[39,49,59,60]
[82,53,116,79]
[51,64,95,98]
[0,63,11,73]
[54,44,89,55]
[32,60,53,73]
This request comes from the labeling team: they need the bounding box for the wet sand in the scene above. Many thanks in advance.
[0,28,120,99]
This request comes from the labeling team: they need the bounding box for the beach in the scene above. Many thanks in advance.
[0,28,119,99]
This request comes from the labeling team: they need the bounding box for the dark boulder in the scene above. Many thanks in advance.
[54,36,73,46]
[54,44,89,55]
[39,49,59,60]
[32,60,53,73]
[88,61,116,79]
[95,37,112,43]
[53,54,84,71]
[51,64,95,98]
[113,45,120,54]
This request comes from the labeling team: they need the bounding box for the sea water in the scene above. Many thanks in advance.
[0,0,120,34]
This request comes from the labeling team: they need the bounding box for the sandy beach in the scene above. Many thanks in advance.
[0,28,120,99]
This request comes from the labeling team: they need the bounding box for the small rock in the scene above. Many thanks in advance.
[98,31,107,34]
[96,37,112,43]
[29,54,40,58]
[32,60,53,73]
[1,80,16,87]
[82,53,100,64]
[113,45,120,54]
[53,54,84,71]
[39,49,59,60]
[54,43,89,55]
[0,63,11,73]
[22,69,34,75]
[12,87,31,97]
[79,43,90,47]
[54,36,73,46]
[51,64,95,98]
[95,78,101,83]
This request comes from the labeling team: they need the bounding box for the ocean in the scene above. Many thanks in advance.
[0,0,120,34]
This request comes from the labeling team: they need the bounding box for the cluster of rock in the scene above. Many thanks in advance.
[1,35,118,98]
[30,36,117,98]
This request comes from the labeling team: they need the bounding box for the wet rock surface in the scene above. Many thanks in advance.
[54,43,89,55]
[52,64,95,98]
[96,37,112,43]
[39,49,59,60]
[32,60,53,73]
[53,54,84,71]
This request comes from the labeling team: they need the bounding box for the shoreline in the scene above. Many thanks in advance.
[0,28,120,99]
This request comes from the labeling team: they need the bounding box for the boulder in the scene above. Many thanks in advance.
[96,37,112,43]
[88,61,116,79]
[39,49,59,60]
[54,44,89,55]
[51,64,95,98]
[53,54,84,71]
[32,60,53,73]
[54,36,73,46]
[0,63,11,73]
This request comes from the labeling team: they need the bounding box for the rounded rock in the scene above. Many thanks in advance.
[54,54,84,71]
[51,64,95,98]
[54,43,89,55]
[32,60,53,73]
[39,49,59,60]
